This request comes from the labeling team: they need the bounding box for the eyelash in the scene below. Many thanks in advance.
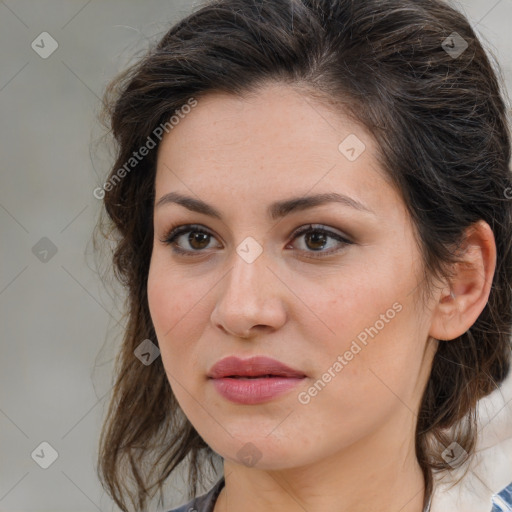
[159,223,353,259]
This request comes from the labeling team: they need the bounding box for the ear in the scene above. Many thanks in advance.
[429,220,497,342]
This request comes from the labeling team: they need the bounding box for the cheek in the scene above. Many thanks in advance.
[147,262,172,333]
[312,267,424,401]
[318,274,399,351]
[147,259,194,357]
[295,305,421,451]
[147,263,198,407]
[147,256,213,383]
[148,255,196,334]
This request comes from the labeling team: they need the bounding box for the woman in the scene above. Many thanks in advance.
[94,1,512,511]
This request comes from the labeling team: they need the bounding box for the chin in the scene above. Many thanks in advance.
[203,429,313,470]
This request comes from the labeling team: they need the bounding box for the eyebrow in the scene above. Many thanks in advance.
[154,191,375,220]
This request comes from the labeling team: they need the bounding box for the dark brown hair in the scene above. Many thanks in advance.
[94,1,512,511]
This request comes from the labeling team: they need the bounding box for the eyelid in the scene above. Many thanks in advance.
[159,222,353,257]
[159,224,221,256]
[289,223,353,244]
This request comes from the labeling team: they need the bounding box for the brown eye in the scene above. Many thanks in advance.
[187,231,211,250]
[161,224,221,256]
[304,231,329,251]
[288,224,353,258]
[161,223,353,259]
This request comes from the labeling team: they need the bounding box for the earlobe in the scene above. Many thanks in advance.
[428,220,496,342]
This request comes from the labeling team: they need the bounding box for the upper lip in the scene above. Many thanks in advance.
[207,356,306,379]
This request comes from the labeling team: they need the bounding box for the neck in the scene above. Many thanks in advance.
[214,418,427,512]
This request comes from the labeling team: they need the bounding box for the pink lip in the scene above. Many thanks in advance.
[207,356,306,405]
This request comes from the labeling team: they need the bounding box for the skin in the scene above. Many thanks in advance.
[147,82,496,512]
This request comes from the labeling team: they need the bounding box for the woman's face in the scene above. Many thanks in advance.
[148,83,439,470]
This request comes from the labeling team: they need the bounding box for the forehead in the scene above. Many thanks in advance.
[154,83,401,220]
[157,83,371,162]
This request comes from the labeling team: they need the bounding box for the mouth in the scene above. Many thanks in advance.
[224,375,286,379]
[209,374,305,404]
[207,356,306,404]
[207,355,306,380]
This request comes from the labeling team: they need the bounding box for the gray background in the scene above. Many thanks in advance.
[0,1,511,511]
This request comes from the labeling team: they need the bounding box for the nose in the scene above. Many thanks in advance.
[210,249,288,339]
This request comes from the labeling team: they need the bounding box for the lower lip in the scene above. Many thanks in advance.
[210,376,305,404]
